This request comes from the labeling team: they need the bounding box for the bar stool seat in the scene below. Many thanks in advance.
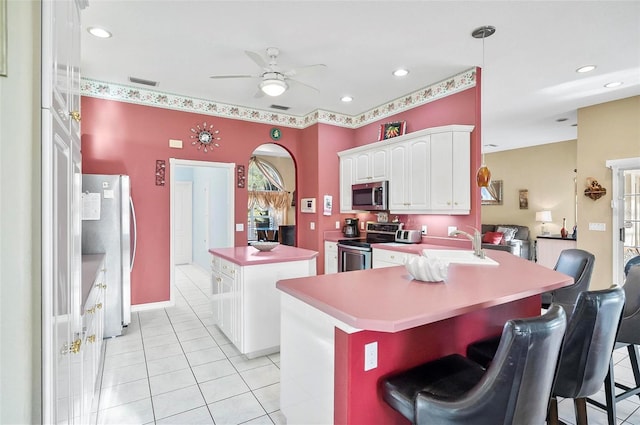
[381,305,567,425]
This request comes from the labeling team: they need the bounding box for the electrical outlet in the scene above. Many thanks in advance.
[361,221,365,230]
[235,223,244,232]
[310,222,315,230]
[336,221,340,229]
[364,342,378,371]
[448,226,457,236]
[421,225,428,235]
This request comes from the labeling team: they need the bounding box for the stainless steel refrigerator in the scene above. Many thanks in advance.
[81,174,137,338]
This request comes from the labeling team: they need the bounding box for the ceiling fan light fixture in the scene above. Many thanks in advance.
[260,79,288,96]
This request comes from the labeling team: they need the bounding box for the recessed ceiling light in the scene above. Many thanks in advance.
[392,69,409,77]
[576,65,596,73]
[87,27,112,38]
[341,96,353,102]
[604,81,623,88]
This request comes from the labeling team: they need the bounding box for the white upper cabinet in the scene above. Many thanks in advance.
[339,155,355,212]
[338,125,473,215]
[388,136,431,211]
[429,131,471,214]
[353,148,388,183]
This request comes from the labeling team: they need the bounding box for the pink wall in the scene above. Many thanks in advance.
[81,97,307,304]
[81,74,481,305]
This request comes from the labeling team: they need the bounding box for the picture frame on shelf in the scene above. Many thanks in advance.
[481,180,503,205]
[378,121,406,141]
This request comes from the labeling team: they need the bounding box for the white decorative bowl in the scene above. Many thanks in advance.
[405,256,449,282]
[251,241,279,252]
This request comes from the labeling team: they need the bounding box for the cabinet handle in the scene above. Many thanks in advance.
[70,111,81,122]
[216,277,222,283]
[390,255,395,259]
[87,335,96,343]
[96,303,103,310]
[447,201,451,205]
[87,306,96,314]
[70,338,82,354]
[96,283,107,289]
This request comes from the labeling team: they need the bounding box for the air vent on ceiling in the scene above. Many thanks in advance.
[129,76,158,87]
[270,104,290,111]
[484,143,498,148]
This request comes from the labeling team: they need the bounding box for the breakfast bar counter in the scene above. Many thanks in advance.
[276,250,573,424]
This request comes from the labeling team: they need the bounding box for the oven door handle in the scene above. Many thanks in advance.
[338,244,371,252]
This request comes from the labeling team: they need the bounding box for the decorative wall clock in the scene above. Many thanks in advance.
[190,122,221,153]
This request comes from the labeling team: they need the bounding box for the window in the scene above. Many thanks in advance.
[247,158,285,241]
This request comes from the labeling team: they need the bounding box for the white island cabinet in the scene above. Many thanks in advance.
[210,245,318,358]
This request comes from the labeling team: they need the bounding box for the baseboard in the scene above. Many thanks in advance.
[131,300,174,312]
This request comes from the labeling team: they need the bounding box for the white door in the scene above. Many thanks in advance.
[174,181,193,264]
[608,157,640,284]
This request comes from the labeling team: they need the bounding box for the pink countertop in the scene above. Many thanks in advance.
[209,245,318,266]
[276,250,572,332]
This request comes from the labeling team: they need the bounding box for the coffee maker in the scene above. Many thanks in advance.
[342,218,360,237]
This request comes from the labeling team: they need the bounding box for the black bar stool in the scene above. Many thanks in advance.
[586,266,640,424]
[381,305,566,424]
[467,287,625,425]
[541,248,595,309]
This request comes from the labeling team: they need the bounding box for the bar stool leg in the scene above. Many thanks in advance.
[548,396,560,425]
[574,398,588,425]
[629,344,640,397]
[604,359,617,425]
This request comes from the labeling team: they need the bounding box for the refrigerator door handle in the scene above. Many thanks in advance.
[130,196,137,270]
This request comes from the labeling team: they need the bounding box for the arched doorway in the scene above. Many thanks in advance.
[248,144,296,245]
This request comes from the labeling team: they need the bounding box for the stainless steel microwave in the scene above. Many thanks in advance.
[351,181,388,211]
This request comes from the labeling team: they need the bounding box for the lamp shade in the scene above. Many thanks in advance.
[535,210,552,223]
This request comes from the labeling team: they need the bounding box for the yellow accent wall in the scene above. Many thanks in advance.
[483,95,640,289]
[482,140,578,240]
[577,96,640,288]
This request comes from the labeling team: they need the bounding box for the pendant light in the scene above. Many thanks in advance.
[472,25,496,188]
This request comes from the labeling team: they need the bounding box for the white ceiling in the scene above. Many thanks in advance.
[81,1,640,153]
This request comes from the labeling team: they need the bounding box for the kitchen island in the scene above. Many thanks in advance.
[209,244,318,358]
[276,249,573,424]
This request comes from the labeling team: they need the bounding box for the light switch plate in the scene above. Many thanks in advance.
[169,139,183,148]
[235,223,244,232]
[336,221,340,229]
[364,342,378,371]
[588,222,606,231]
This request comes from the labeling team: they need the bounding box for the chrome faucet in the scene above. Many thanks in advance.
[449,228,485,258]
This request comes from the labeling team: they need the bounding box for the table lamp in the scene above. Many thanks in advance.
[536,210,553,235]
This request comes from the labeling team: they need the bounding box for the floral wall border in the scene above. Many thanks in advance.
[81,68,476,130]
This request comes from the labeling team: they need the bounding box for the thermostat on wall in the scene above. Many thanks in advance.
[300,198,316,213]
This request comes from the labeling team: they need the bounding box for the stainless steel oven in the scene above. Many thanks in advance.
[337,222,403,272]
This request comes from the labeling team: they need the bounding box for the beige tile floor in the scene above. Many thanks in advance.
[95,264,640,424]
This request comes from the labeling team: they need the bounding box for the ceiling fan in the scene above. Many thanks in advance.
[209,47,326,97]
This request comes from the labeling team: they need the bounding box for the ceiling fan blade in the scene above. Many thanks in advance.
[284,63,327,77]
[288,78,319,93]
[245,50,268,69]
[209,74,257,79]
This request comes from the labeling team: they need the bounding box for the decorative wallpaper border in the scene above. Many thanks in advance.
[80,68,476,129]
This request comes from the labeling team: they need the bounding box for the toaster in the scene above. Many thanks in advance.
[395,229,422,244]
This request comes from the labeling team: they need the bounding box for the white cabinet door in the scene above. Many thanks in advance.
[339,155,355,212]
[354,148,388,183]
[430,131,470,214]
[42,0,84,422]
[388,137,430,212]
[372,248,417,268]
[324,241,338,274]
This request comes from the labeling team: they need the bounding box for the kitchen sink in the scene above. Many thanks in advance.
[422,249,499,266]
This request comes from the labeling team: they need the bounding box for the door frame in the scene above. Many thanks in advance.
[174,181,193,264]
[169,158,235,304]
[607,156,640,285]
